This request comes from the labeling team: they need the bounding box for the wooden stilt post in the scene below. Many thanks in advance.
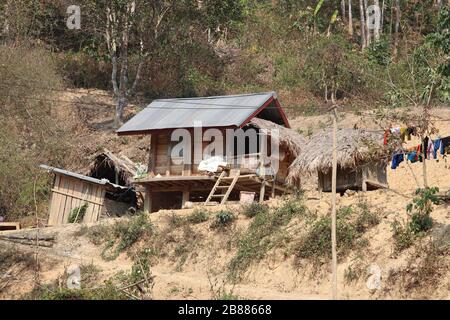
[259,179,266,203]
[362,167,368,192]
[331,105,338,300]
[271,178,276,198]
[144,186,153,213]
[182,190,189,208]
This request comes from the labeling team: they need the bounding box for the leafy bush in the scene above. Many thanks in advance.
[30,283,127,300]
[392,187,440,253]
[391,220,415,253]
[84,224,111,245]
[366,37,391,66]
[68,203,88,223]
[168,212,185,228]
[355,201,381,233]
[344,257,366,285]
[97,214,153,261]
[228,198,306,280]
[295,203,380,265]
[406,187,439,234]
[241,202,269,218]
[187,209,209,224]
[210,210,236,229]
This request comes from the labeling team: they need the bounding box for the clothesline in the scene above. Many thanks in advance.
[390,134,450,170]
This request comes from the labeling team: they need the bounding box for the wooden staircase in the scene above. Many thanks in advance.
[204,169,240,205]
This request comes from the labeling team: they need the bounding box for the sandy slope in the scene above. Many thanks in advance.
[1,91,449,300]
[1,188,448,300]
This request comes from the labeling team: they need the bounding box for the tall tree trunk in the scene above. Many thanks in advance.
[115,96,127,128]
[341,0,346,22]
[348,0,353,36]
[393,0,401,60]
[364,0,371,47]
[374,0,381,40]
[380,0,385,34]
[389,0,394,37]
[359,0,367,49]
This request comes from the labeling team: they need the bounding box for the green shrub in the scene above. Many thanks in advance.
[391,220,415,253]
[409,212,433,234]
[295,204,380,265]
[168,212,185,228]
[406,187,439,234]
[392,187,440,253]
[100,214,153,261]
[228,198,306,280]
[211,210,235,229]
[68,203,88,223]
[355,201,381,233]
[30,283,128,300]
[85,224,111,245]
[366,36,391,66]
[187,209,209,224]
[241,202,268,218]
[344,255,366,284]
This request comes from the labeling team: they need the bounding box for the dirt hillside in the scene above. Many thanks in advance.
[1,90,448,300]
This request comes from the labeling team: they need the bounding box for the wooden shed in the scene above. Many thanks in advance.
[288,128,388,193]
[116,92,306,212]
[40,165,127,226]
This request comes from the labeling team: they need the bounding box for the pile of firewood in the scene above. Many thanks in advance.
[0,232,55,247]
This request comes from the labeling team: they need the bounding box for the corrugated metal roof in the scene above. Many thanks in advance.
[39,165,127,190]
[117,92,277,134]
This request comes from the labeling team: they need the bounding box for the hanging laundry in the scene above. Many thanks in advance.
[440,136,450,155]
[423,137,429,159]
[407,151,418,163]
[400,127,408,142]
[391,153,404,169]
[427,138,434,160]
[384,130,390,146]
[433,138,441,159]
[406,127,416,140]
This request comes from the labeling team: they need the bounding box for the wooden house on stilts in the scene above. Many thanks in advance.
[117,92,305,212]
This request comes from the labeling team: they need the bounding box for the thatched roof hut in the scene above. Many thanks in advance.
[85,148,137,186]
[288,128,388,192]
[248,118,306,158]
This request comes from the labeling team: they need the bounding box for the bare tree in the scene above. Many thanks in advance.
[374,0,381,40]
[364,0,371,47]
[393,0,401,60]
[341,0,346,22]
[348,0,353,36]
[359,0,367,49]
[104,0,174,128]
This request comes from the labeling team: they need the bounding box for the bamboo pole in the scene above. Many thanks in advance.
[331,106,338,300]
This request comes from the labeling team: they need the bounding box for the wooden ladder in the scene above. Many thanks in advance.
[205,169,240,205]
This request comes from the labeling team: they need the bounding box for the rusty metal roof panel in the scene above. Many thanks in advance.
[117,92,276,134]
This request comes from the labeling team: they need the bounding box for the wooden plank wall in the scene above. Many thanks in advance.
[155,133,169,175]
[150,128,294,179]
[152,132,189,176]
[47,174,106,226]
